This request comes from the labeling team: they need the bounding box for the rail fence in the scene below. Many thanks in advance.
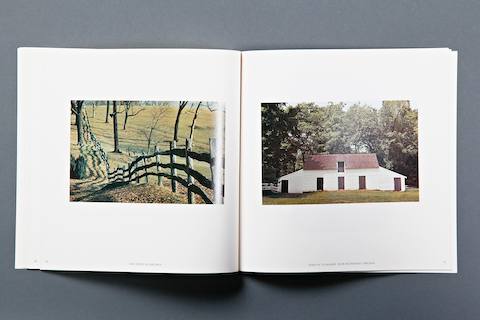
[107,138,221,204]
[81,112,111,173]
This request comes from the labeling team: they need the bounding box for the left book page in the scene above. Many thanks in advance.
[16,48,241,273]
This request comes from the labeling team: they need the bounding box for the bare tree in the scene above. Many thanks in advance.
[105,101,110,123]
[70,101,77,125]
[188,101,218,144]
[111,101,121,153]
[188,101,203,142]
[173,101,189,141]
[123,101,145,130]
[71,100,85,146]
[141,106,167,153]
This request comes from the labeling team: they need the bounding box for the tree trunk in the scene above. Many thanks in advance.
[112,101,120,153]
[105,101,110,123]
[75,101,84,146]
[147,127,154,153]
[123,107,128,130]
[71,101,77,125]
[173,101,188,141]
[122,102,143,130]
[189,102,202,142]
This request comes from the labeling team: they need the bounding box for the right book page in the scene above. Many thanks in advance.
[240,48,457,273]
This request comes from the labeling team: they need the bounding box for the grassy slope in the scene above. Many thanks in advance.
[71,103,220,178]
[70,102,221,203]
[263,189,420,205]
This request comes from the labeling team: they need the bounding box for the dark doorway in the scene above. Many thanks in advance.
[316,177,324,191]
[394,178,401,191]
[338,176,345,190]
[281,180,289,193]
[359,176,366,190]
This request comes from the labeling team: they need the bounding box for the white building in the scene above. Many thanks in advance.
[278,153,406,193]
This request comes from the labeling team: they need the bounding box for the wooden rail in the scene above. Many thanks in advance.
[107,138,221,204]
[81,111,111,172]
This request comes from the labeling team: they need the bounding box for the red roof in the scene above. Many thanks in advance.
[304,153,379,170]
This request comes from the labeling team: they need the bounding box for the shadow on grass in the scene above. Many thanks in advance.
[71,181,129,202]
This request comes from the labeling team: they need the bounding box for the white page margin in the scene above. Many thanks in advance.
[16,48,241,273]
[240,48,457,273]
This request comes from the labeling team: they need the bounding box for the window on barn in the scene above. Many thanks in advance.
[337,161,345,172]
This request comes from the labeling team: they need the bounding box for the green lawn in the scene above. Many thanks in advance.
[263,189,419,205]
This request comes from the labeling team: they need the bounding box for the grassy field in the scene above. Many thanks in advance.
[71,102,221,177]
[263,189,419,205]
[70,101,223,203]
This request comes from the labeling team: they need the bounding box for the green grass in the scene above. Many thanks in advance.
[262,189,419,205]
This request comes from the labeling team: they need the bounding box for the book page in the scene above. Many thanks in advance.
[16,48,240,273]
[240,49,457,273]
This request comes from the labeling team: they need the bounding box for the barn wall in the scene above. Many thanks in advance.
[278,167,406,193]
[277,169,306,193]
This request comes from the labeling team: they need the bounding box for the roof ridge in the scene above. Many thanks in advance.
[304,153,379,170]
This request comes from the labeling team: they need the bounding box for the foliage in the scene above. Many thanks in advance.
[261,103,299,182]
[262,100,419,186]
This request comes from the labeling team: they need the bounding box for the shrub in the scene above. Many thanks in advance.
[70,155,76,178]
[70,155,88,179]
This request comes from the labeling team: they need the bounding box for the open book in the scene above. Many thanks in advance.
[16,48,457,273]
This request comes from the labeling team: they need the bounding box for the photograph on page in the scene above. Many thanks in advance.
[70,100,225,204]
[261,100,419,205]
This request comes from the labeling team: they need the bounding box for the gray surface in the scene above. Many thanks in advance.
[0,0,478,319]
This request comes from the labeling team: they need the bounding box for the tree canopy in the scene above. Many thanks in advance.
[261,101,418,187]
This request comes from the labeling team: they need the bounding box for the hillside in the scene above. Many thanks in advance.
[70,101,222,204]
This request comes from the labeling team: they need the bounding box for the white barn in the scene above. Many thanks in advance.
[278,153,406,193]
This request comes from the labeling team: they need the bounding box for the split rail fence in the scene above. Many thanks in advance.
[107,138,220,204]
